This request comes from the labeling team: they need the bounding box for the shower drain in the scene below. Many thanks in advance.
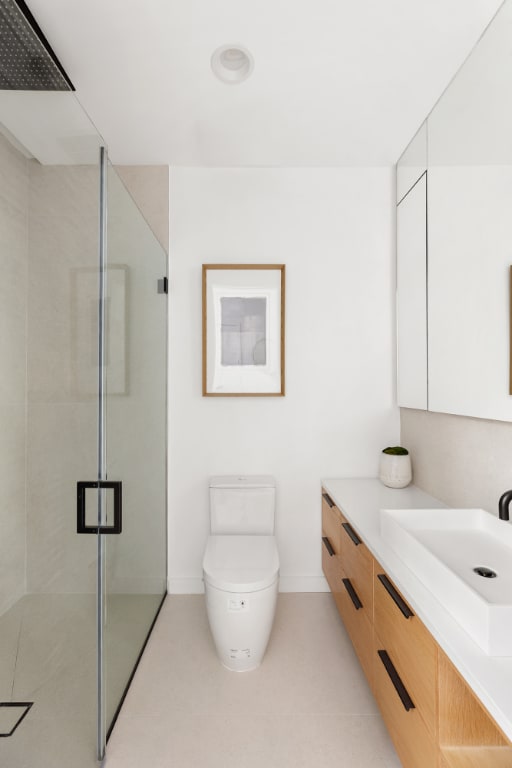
[473,566,497,578]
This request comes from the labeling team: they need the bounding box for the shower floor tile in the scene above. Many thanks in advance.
[0,592,162,768]
[104,593,402,768]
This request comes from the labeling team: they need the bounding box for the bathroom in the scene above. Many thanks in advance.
[1,0,512,766]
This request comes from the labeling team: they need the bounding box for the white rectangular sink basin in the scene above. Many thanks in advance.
[380,507,512,655]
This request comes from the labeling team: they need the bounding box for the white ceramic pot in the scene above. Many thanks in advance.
[379,453,412,489]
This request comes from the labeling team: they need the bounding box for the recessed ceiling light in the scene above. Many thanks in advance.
[211,45,254,84]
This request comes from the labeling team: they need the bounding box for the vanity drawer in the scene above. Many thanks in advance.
[374,570,437,737]
[321,489,343,556]
[374,643,437,768]
[322,533,342,597]
[338,512,374,619]
[336,568,374,689]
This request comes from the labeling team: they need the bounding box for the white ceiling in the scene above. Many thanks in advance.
[21,0,505,166]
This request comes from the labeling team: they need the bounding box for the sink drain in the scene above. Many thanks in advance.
[473,566,497,578]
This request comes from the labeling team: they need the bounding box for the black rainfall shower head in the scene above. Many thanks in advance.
[0,0,74,90]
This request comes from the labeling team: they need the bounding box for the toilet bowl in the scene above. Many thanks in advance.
[202,476,280,671]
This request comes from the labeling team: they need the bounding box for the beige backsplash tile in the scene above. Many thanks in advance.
[401,408,512,515]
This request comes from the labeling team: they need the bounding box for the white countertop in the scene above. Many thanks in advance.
[322,477,512,742]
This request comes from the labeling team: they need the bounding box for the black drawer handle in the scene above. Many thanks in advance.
[322,492,335,508]
[377,574,414,619]
[378,650,415,711]
[341,522,361,546]
[342,578,362,610]
[322,536,335,557]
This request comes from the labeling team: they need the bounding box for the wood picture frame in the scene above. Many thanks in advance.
[202,264,285,396]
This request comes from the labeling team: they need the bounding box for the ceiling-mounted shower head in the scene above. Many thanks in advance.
[0,0,74,90]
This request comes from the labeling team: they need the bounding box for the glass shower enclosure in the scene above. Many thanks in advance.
[0,91,167,766]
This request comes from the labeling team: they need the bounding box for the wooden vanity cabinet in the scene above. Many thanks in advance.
[320,487,512,768]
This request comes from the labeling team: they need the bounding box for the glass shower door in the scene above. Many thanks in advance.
[0,95,104,768]
[0,101,167,764]
[98,160,168,753]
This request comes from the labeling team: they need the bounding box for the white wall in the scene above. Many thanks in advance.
[168,167,400,593]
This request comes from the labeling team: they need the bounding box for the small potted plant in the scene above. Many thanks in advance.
[379,446,412,488]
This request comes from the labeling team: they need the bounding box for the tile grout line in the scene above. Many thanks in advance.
[9,607,25,702]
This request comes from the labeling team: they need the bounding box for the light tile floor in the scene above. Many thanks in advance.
[104,593,402,768]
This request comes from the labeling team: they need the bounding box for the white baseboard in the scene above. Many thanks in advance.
[278,575,330,593]
[168,577,205,594]
[168,575,329,595]
[108,577,167,594]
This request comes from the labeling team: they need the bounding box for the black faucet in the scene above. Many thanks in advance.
[498,490,512,520]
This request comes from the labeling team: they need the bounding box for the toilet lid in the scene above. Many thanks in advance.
[203,535,279,593]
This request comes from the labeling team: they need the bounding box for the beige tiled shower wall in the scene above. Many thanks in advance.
[400,408,512,515]
[26,163,100,594]
[0,147,169,602]
[25,163,169,595]
[0,132,29,615]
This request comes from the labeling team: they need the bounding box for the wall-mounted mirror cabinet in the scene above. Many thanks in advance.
[396,121,427,205]
[396,123,428,410]
[396,0,512,422]
[396,174,428,410]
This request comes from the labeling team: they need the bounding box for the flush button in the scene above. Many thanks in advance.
[228,598,249,612]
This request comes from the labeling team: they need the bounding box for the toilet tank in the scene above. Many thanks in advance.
[209,476,276,535]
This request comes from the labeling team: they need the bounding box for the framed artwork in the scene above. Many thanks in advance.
[202,264,285,396]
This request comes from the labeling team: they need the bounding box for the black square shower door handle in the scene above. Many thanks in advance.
[77,481,122,534]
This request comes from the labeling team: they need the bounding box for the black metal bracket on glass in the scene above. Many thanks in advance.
[342,578,362,610]
[157,276,168,294]
[322,492,335,508]
[377,650,415,711]
[322,536,335,557]
[77,481,122,534]
[377,573,414,619]
[341,522,362,546]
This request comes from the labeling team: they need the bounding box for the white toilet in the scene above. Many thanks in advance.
[202,475,280,672]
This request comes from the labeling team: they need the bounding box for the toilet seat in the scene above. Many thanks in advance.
[203,535,279,593]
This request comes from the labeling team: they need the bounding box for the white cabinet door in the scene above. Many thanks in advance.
[427,166,512,421]
[396,173,428,409]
